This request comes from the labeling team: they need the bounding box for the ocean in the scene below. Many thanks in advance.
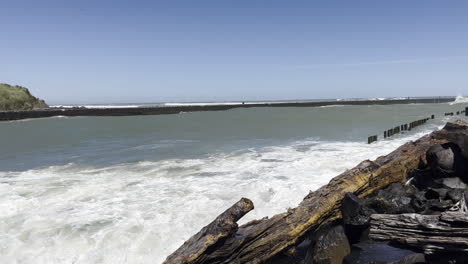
[1,99,468,263]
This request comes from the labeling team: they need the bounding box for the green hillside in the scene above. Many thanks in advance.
[0,83,48,111]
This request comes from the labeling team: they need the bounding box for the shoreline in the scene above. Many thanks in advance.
[0,97,457,121]
[164,120,468,264]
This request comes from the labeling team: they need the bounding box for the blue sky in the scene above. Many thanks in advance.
[1,0,468,104]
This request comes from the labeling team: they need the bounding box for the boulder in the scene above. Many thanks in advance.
[341,193,375,242]
[439,177,468,189]
[424,187,450,200]
[365,183,417,214]
[426,199,454,212]
[344,241,419,264]
[446,188,468,203]
[390,253,425,264]
[426,143,467,180]
[304,224,350,264]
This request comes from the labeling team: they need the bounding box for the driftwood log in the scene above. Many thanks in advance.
[369,212,468,255]
[164,121,468,264]
[165,198,254,264]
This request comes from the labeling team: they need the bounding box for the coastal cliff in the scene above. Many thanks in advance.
[0,83,48,111]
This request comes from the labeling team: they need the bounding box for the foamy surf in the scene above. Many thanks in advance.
[0,122,445,264]
[449,95,468,105]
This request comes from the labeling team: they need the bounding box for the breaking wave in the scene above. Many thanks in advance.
[449,95,468,105]
[0,125,442,264]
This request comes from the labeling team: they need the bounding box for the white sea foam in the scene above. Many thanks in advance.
[319,104,347,108]
[51,105,142,109]
[0,123,445,264]
[163,102,243,106]
[449,95,468,105]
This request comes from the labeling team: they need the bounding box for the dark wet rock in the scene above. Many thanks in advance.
[410,192,427,213]
[446,188,464,202]
[427,144,457,176]
[341,193,375,242]
[410,169,444,189]
[390,253,425,264]
[426,252,468,264]
[424,188,450,200]
[426,143,467,180]
[377,183,418,199]
[344,241,419,264]
[266,240,309,264]
[365,196,398,214]
[446,189,468,205]
[426,199,454,212]
[439,177,468,189]
[365,183,417,214]
[304,224,350,264]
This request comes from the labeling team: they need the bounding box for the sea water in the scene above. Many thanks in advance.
[1,101,467,263]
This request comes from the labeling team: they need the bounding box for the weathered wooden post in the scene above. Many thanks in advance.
[466,107,468,116]
[431,114,434,119]
[384,131,387,138]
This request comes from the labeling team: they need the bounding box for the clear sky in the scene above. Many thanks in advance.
[1,0,468,104]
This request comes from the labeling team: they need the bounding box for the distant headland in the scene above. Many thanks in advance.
[0,83,48,111]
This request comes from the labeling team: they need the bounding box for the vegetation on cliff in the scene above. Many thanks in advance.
[0,83,48,111]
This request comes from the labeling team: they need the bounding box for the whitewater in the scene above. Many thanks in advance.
[0,102,467,264]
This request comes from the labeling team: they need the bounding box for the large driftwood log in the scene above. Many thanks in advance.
[369,212,468,255]
[165,198,254,264]
[164,121,468,264]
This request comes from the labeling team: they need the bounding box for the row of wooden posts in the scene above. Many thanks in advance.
[445,109,467,116]
[368,107,468,144]
[368,116,431,144]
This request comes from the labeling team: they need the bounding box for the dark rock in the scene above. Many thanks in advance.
[390,253,425,264]
[426,199,454,212]
[446,189,464,203]
[366,196,398,214]
[341,193,375,242]
[377,183,418,199]
[424,188,449,200]
[410,192,427,213]
[304,224,350,264]
[411,169,444,189]
[446,189,468,209]
[426,143,467,180]
[365,183,417,214]
[266,240,309,264]
[426,252,468,264]
[439,177,468,189]
[344,241,419,264]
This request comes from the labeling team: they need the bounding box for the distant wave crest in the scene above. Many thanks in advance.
[449,95,468,105]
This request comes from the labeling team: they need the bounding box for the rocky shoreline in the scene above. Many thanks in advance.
[0,97,456,121]
[164,120,468,264]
